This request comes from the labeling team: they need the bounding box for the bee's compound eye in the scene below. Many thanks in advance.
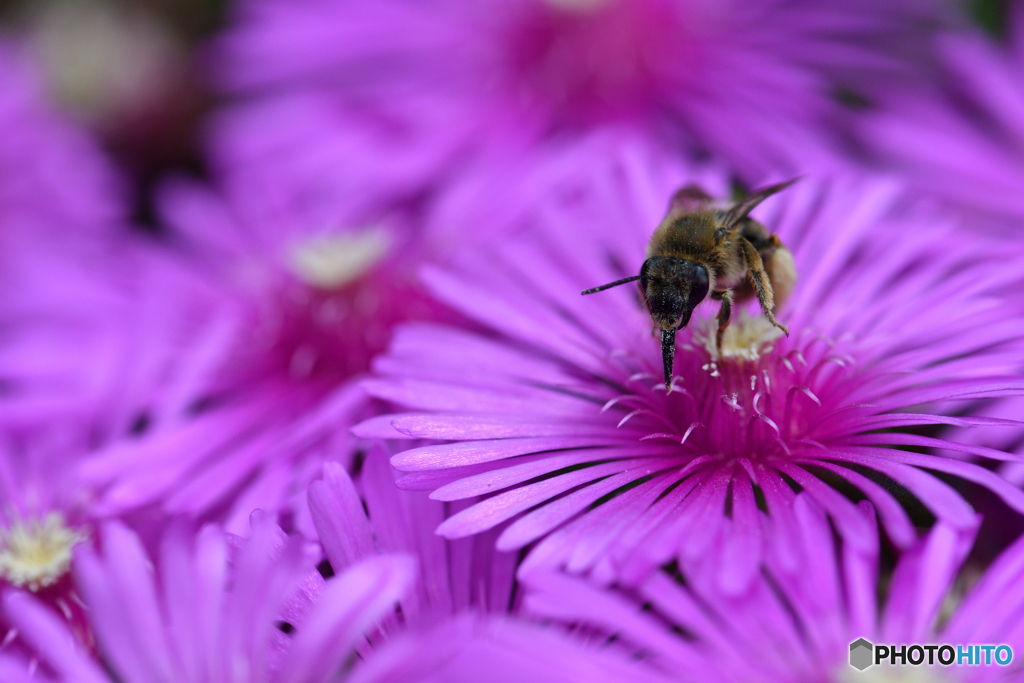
[639,258,656,280]
[638,259,658,296]
[688,264,709,307]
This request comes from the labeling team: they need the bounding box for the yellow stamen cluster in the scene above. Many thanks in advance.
[289,228,391,289]
[0,514,85,591]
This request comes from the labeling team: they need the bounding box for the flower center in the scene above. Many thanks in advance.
[0,514,85,591]
[288,227,392,290]
[232,225,449,389]
[611,310,850,465]
[506,0,690,124]
[242,227,401,384]
[693,312,784,365]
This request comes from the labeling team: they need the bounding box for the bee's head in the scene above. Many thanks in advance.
[640,257,709,330]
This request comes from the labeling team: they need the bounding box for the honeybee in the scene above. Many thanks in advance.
[582,179,799,387]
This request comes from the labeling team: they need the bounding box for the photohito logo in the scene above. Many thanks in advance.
[849,638,1013,671]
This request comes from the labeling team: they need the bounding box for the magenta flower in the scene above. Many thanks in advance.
[306,452,664,682]
[0,38,171,654]
[859,7,1024,232]
[524,494,1022,682]
[0,508,661,683]
[346,613,664,683]
[0,513,415,683]
[0,41,124,240]
[207,0,952,218]
[854,10,1024,487]
[0,436,95,657]
[76,173,456,536]
[0,236,232,656]
[356,155,1024,591]
[308,449,516,624]
[0,35,136,438]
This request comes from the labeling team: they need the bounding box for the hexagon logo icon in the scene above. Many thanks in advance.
[850,638,874,671]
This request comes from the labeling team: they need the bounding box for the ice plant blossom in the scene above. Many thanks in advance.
[0,36,141,439]
[308,450,518,624]
[0,37,178,659]
[303,452,664,682]
[207,0,952,220]
[0,514,414,683]
[861,6,1024,233]
[0,493,663,683]
[76,175,452,537]
[524,494,1024,682]
[853,10,1024,495]
[0,437,94,654]
[357,165,1024,591]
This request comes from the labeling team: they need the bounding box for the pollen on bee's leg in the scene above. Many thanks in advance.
[694,312,784,363]
[0,514,86,591]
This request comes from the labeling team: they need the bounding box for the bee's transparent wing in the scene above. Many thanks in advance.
[721,177,801,230]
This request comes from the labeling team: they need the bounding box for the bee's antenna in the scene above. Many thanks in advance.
[661,327,676,389]
[722,176,802,229]
[581,276,641,295]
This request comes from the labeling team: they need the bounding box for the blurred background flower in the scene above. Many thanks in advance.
[205,0,957,221]
[857,3,1024,234]
[72,165,458,538]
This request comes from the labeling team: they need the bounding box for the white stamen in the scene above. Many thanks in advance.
[0,514,85,591]
[694,312,784,363]
[289,228,391,289]
[1,628,17,648]
[701,361,721,378]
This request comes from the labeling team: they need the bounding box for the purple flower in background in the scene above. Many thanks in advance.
[0,41,124,240]
[0,436,95,657]
[309,449,518,623]
[0,36,134,437]
[1,232,243,652]
[305,451,664,682]
[207,0,952,219]
[356,145,1024,591]
[0,514,415,683]
[76,173,458,536]
[524,495,1023,682]
[0,38,172,653]
[0,505,661,683]
[855,8,1024,505]
[860,5,1024,233]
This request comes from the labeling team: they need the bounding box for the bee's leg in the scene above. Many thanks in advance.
[715,290,734,353]
[739,237,789,336]
[737,222,797,307]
